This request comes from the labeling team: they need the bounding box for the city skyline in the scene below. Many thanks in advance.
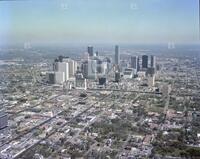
[0,0,199,45]
[2,1,200,158]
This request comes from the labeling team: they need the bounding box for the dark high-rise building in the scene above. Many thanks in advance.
[48,72,55,84]
[137,57,140,71]
[88,46,93,57]
[81,61,88,78]
[142,55,148,69]
[115,45,120,65]
[150,55,156,68]
[131,56,138,70]
[115,72,120,82]
[97,59,102,73]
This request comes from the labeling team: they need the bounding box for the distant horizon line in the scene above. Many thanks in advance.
[1,41,200,47]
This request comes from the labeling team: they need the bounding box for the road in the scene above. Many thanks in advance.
[47,92,115,158]
[0,92,71,148]
[88,88,162,95]
[8,92,64,118]
[14,93,113,159]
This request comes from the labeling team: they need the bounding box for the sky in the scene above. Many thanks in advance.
[0,0,199,45]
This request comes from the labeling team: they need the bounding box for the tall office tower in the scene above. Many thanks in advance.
[62,58,77,78]
[47,72,55,84]
[87,59,97,79]
[131,56,138,70]
[115,45,120,65]
[101,61,108,75]
[137,57,140,71]
[55,72,65,84]
[142,55,148,69]
[96,59,102,74]
[56,62,69,81]
[81,61,89,78]
[150,55,156,68]
[74,61,77,75]
[88,46,94,57]
[0,107,8,133]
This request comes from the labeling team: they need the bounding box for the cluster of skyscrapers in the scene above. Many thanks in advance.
[81,46,112,80]
[47,45,157,87]
[47,56,77,84]
[129,55,156,72]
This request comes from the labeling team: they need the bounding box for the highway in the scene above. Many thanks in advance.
[0,108,65,149]
[14,93,113,159]
[43,92,115,158]
[0,92,71,148]
[88,88,162,95]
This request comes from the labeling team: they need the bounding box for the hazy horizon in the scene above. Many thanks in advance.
[0,0,199,46]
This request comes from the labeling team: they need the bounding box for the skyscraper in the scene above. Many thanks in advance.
[47,72,55,84]
[57,62,69,81]
[150,55,156,68]
[88,46,94,57]
[131,56,138,70]
[142,55,148,69]
[137,57,140,72]
[115,45,120,65]
[62,58,77,78]
[54,72,65,84]
[82,59,97,79]
[53,56,77,82]
[87,59,97,79]
[96,59,102,74]
[81,61,89,78]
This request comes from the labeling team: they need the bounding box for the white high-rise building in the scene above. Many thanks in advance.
[56,62,69,81]
[50,56,78,85]
[101,61,108,75]
[55,72,65,84]
[63,58,77,78]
